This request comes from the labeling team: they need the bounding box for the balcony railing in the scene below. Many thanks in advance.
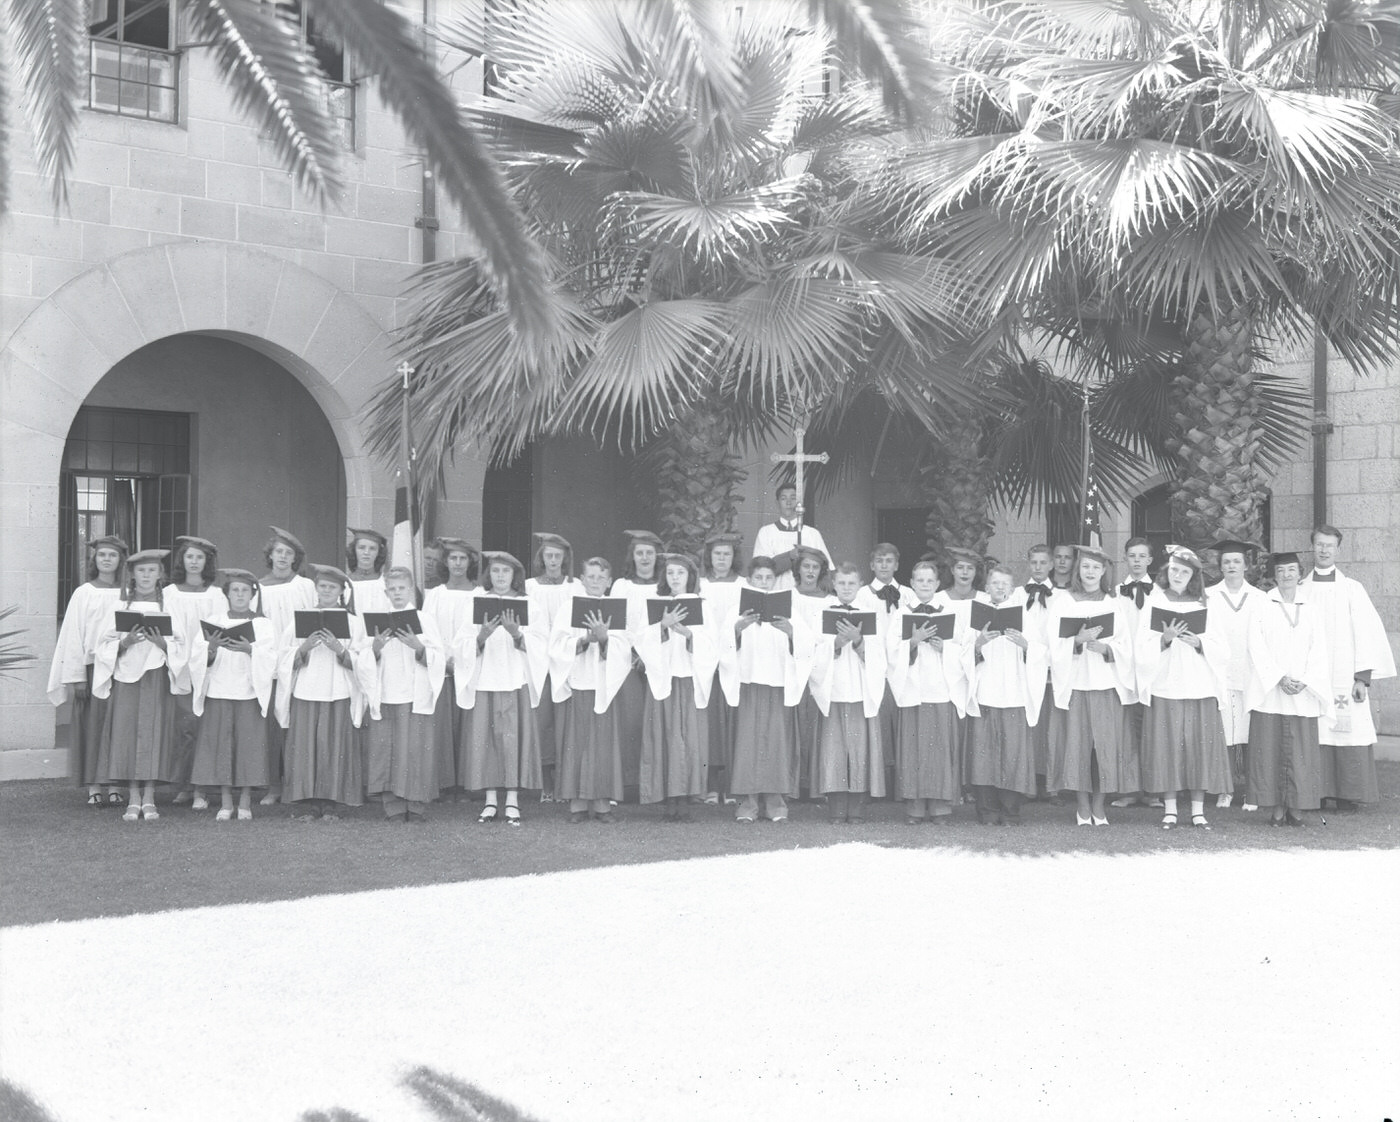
[88,38,178,122]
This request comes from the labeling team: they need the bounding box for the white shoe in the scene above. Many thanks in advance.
[1109,796,1134,808]
[1242,803,1258,812]
[1216,793,1232,808]
[215,807,233,821]
[191,794,209,811]
[260,791,279,806]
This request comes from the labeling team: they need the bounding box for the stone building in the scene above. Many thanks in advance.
[1,3,1395,777]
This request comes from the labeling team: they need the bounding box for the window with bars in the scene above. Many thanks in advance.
[87,0,178,122]
[277,0,355,149]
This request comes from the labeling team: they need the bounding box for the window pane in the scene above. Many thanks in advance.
[139,446,160,474]
[92,74,121,110]
[92,40,120,77]
[87,411,112,441]
[120,48,149,82]
[149,52,175,88]
[125,2,172,49]
[87,444,113,471]
[88,0,120,37]
[66,443,86,470]
[150,84,176,121]
[119,81,149,115]
[113,442,139,471]
[113,413,139,441]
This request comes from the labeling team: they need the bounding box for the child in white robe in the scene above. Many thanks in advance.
[526,532,576,801]
[165,535,229,809]
[254,526,317,804]
[188,569,275,820]
[346,528,392,617]
[698,532,746,804]
[609,530,663,796]
[550,558,632,823]
[422,537,480,797]
[454,552,547,825]
[1204,539,1268,809]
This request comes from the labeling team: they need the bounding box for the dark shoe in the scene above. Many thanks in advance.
[568,811,588,824]
[1334,798,1359,812]
[1285,812,1306,828]
[592,811,617,824]
[386,812,408,823]
[407,812,428,825]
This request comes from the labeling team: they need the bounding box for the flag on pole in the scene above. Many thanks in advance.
[391,362,422,589]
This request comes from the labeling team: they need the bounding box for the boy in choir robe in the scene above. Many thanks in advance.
[1246,553,1333,826]
[698,531,746,804]
[1021,543,1057,800]
[1110,536,1159,809]
[860,542,910,794]
[751,482,833,591]
[421,537,480,798]
[255,526,317,804]
[964,565,1047,825]
[609,529,663,798]
[454,551,548,825]
[1301,525,1396,810]
[809,564,887,823]
[526,532,576,800]
[723,556,815,823]
[362,567,445,822]
[550,558,632,823]
[1205,539,1268,809]
[887,560,968,823]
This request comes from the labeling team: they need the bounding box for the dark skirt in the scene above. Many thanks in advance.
[68,664,109,786]
[794,690,821,793]
[191,697,270,788]
[433,672,460,789]
[1049,688,1127,794]
[1031,679,1053,776]
[730,684,798,796]
[894,701,961,801]
[704,672,736,773]
[556,690,622,801]
[1248,712,1321,810]
[367,701,440,802]
[283,697,364,806]
[1318,744,1380,803]
[966,705,1036,797]
[172,691,200,789]
[1140,696,1232,794]
[459,688,541,791]
[101,667,179,784]
[616,667,647,789]
[535,679,560,769]
[814,701,885,796]
[264,682,286,787]
[640,679,708,802]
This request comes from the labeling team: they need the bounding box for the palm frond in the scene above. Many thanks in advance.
[0,605,36,678]
[9,0,86,210]
[612,178,804,262]
[807,0,940,123]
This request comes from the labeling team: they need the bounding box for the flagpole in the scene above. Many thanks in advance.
[396,361,420,590]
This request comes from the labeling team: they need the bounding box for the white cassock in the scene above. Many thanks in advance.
[160,585,230,693]
[1133,589,1230,733]
[348,576,393,618]
[1204,581,1269,744]
[1299,567,1396,745]
[187,615,277,717]
[47,582,123,705]
[360,615,446,721]
[750,522,833,591]
[961,618,1048,724]
[274,614,373,728]
[1245,591,1332,720]
[634,600,720,707]
[549,594,633,711]
[452,599,549,710]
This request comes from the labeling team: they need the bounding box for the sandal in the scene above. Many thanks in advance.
[107,791,125,807]
[141,803,159,821]
[1092,815,1109,827]
[504,806,521,827]
[478,804,499,824]
[1075,813,1092,827]
[191,794,209,811]
[86,792,104,808]
[1191,814,1211,830]
[122,804,141,822]
[1161,814,1178,830]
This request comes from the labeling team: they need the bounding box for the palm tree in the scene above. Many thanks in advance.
[368,0,978,556]
[887,0,1400,548]
[3,0,550,332]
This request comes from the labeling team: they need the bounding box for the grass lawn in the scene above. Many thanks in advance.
[4,762,1397,928]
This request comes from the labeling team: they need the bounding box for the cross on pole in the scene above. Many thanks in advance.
[770,423,828,546]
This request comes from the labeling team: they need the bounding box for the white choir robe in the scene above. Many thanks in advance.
[254,577,317,640]
[452,603,549,709]
[422,586,478,676]
[857,579,916,615]
[1115,585,1155,703]
[188,615,277,718]
[698,576,747,632]
[961,626,1048,724]
[163,585,231,692]
[1299,567,1397,746]
[634,605,720,707]
[808,604,887,719]
[750,523,833,590]
[525,577,578,637]
[1044,594,1136,710]
[1133,590,1231,716]
[274,614,373,728]
[1205,581,1269,744]
[1245,592,1333,722]
[349,576,393,618]
[92,597,189,700]
[942,591,992,636]
[718,612,815,706]
[361,616,446,721]
[549,594,633,712]
[887,608,969,715]
[47,582,123,704]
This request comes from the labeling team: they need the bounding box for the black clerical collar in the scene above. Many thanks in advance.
[1311,569,1337,582]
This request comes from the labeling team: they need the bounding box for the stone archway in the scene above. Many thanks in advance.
[0,241,399,776]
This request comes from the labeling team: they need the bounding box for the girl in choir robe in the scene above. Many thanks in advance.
[723,556,814,824]
[698,532,745,804]
[47,534,127,806]
[1245,553,1333,826]
[346,528,391,617]
[790,545,831,798]
[635,554,717,819]
[188,569,274,820]
[93,550,186,822]
[422,537,479,797]
[455,552,547,825]
[1204,540,1268,809]
[1134,548,1232,829]
[550,557,633,823]
[609,529,664,797]
[166,535,229,809]
[255,526,317,804]
[525,532,576,801]
[809,564,887,824]
[963,565,1047,825]
[276,565,370,820]
[363,567,445,822]
[887,559,968,823]
[1045,545,1136,826]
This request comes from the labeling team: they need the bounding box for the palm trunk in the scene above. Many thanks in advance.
[922,412,995,564]
[642,398,748,556]
[1168,306,1269,549]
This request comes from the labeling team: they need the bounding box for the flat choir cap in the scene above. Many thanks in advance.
[268,526,306,553]
[127,549,170,566]
[312,564,351,586]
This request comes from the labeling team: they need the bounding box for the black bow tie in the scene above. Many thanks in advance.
[1311,570,1336,582]
[911,602,940,614]
[1024,583,1050,609]
[875,584,901,610]
[1120,580,1152,609]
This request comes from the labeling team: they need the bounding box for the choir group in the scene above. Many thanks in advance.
[46,501,1395,830]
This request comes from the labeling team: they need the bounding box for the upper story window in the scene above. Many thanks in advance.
[87,0,179,122]
[276,0,354,149]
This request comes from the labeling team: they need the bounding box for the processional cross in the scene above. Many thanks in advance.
[770,418,828,546]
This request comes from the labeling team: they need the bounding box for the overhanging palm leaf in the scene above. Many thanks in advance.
[9,0,87,209]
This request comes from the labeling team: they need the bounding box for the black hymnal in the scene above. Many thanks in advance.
[647,596,705,626]
[738,587,792,622]
[1150,606,1208,634]
[363,608,423,635]
[570,597,628,630]
[1058,612,1114,639]
[472,597,530,626]
[822,608,877,636]
[902,612,955,641]
[294,609,352,640]
[114,611,173,636]
[970,602,1024,633]
[200,620,256,643]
